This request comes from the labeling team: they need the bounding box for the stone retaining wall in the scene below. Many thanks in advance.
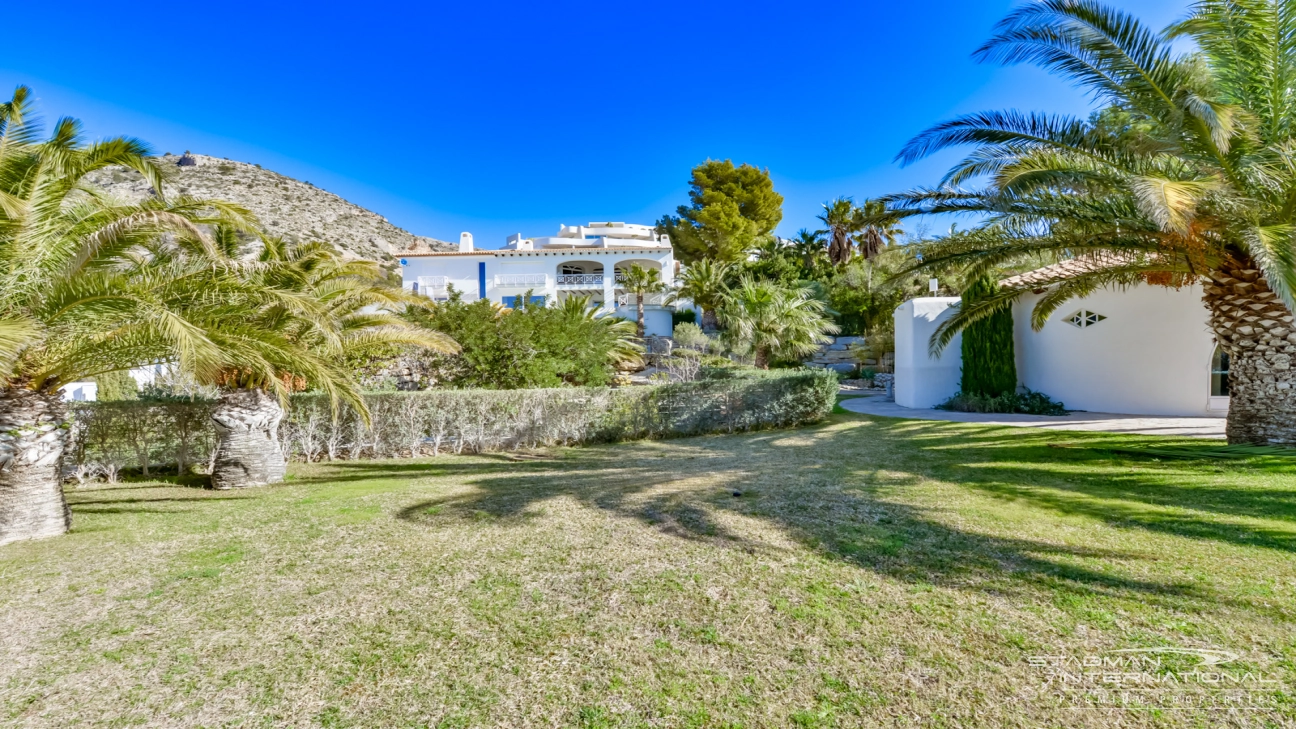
[804,337,894,374]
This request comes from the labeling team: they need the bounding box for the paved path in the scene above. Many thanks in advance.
[837,392,1227,439]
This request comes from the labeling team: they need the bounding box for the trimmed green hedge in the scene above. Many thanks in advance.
[66,369,837,474]
[959,277,1017,398]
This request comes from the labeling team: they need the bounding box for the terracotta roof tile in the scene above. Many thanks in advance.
[999,253,1134,289]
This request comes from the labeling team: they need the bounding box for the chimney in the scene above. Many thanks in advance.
[459,232,474,252]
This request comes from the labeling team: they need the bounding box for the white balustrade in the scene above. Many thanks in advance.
[557,274,605,287]
[494,273,549,287]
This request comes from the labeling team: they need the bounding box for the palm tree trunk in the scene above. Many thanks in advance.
[754,346,770,370]
[636,297,646,339]
[0,388,71,546]
[210,388,286,490]
[701,308,718,331]
[1202,261,1296,445]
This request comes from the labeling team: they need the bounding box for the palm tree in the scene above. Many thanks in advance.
[716,276,839,369]
[618,264,667,338]
[198,236,457,489]
[816,198,864,266]
[885,1,1296,445]
[789,228,829,272]
[856,199,901,260]
[856,198,903,289]
[0,87,263,544]
[671,258,731,330]
[552,294,643,372]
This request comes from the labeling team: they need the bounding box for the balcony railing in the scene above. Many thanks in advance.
[557,273,604,287]
[494,273,549,288]
[615,293,669,307]
[410,276,449,297]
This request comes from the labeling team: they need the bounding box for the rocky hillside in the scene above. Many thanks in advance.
[84,153,454,261]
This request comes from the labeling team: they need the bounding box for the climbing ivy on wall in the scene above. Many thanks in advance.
[960,277,1017,397]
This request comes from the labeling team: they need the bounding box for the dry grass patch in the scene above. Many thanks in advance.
[1,414,1294,727]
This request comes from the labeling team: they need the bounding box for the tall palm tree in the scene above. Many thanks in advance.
[856,199,901,261]
[855,198,903,289]
[198,236,458,489]
[885,0,1296,445]
[671,258,731,330]
[816,197,864,266]
[618,264,667,338]
[716,276,839,369]
[0,86,263,544]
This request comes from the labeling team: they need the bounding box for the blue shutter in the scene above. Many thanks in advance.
[478,261,487,300]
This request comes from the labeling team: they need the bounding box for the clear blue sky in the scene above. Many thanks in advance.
[2,0,1184,249]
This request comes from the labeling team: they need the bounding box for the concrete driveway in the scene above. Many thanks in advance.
[838,392,1227,439]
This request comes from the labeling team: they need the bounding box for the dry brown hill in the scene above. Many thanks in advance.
[84,153,454,261]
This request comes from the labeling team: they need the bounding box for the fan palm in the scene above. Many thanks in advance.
[671,258,732,330]
[716,276,839,369]
[0,86,265,544]
[885,0,1296,445]
[618,264,667,338]
[196,236,458,489]
[816,198,862,266]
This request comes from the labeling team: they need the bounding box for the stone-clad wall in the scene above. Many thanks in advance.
[804,337,894,374]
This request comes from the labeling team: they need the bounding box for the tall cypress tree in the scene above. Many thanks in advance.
[960,277,1017,397]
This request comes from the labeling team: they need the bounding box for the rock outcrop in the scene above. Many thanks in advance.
[84,153,454,262]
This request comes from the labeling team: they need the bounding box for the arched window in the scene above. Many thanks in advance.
[1211,345,1230,397]
[559,264,585,275]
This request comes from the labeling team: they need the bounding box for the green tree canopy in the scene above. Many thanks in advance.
[657,160,784,264]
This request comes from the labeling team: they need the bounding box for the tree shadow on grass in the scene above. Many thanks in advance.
[291,456,562,486]
[381,423,1245,612]
[868,419,1296,552]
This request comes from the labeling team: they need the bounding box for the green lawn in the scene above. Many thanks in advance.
[2,413,1294,727]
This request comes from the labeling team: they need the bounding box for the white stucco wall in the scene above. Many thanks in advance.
[1014,283,1219,416]
[59,381,98,402]
[894,298,963,408]
[612,305,673,337]
[398,247,675,312]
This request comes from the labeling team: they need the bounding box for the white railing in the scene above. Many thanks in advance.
[494,273,549,287]
[615,293,669,307]
[557,274,605,287]
[408,276,449,297]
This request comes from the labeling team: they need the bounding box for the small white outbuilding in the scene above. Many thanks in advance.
[895,268,1228,417]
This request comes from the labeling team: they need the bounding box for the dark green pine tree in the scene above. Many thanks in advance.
[960,277,1017,397]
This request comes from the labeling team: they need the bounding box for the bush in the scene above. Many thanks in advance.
[671,308,698,327]
[65,371,838,474]
[935,389,1067,416]
[349,290,638,390]
[93,370,138,401]
[959,277,1017,397]
[672,322,710,351]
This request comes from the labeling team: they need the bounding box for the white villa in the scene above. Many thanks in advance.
[894,265,1228,417]
[397,222,678,337]
[61,222,679,403]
